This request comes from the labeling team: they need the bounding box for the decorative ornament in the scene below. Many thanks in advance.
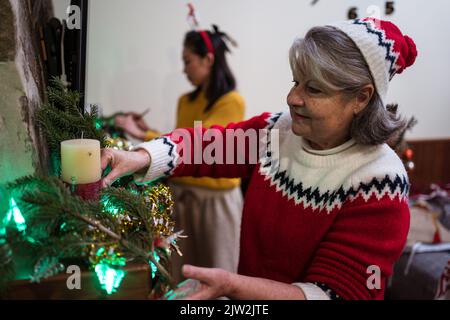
[187,3,200,29]
[105,135,134,151]
[405,160,415,172]
[141,184,175,236]
[404,148,414,160]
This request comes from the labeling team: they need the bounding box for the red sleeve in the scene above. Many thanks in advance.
[135,112,277,183]
[303,194,410,300]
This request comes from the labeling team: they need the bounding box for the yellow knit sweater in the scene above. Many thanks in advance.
[144,90,245,190]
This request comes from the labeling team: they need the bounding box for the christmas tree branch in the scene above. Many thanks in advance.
[37,77,107,157]
[68,209,174,287]
[6,175,175,288]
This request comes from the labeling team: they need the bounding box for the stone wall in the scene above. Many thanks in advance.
[0,0,54,184]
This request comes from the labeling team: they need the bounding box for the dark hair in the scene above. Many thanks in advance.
[184,25,236,112]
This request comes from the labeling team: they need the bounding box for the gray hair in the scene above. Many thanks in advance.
[289,26,406,145]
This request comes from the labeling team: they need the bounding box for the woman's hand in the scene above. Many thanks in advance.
[181,265,234,300]
[127,112,151,131]
[101,148,151,188]
[181,265,307,300]
[115,114,148,140]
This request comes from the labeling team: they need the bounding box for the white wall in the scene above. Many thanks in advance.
[53,0,450,139]
[52,0,70,21]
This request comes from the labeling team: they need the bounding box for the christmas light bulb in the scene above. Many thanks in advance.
[95,263,125,295]
[150,251,160,278]
[6,198,26,232]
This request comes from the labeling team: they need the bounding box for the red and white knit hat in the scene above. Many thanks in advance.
[328,18,418,104]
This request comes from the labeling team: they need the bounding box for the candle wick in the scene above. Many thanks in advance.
[71,176,76,193]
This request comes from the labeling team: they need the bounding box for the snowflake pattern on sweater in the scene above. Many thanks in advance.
[136,111,411,300]
[259,112,409,213]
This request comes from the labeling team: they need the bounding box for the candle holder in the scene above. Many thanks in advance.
[64,179,102,201]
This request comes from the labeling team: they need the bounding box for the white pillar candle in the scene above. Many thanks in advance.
[61,139,101,184]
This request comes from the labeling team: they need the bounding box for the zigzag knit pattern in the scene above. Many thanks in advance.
[154,136,177,176]
[266,169,409,213]
[353,18,399,79]
[258,112,409,214]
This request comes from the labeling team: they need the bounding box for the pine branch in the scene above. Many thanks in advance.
[5,175,175,287]
[69,210,173,284]
[37,77,107,157]
[102,188,151,224]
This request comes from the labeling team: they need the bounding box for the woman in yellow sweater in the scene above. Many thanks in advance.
[115,25,245,282]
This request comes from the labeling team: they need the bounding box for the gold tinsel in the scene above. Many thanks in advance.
[105,135,134,151]
[141,184,175,236]
[83,183,176,266]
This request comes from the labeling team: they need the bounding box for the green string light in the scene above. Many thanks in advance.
[101,198,120,215]
[60,222,67,231]
[150,251,160,279]
[94,118,103,130]
[94,263,126,295]
[96,247,105,257]
[10,198,26,232]
[2,198,27,233]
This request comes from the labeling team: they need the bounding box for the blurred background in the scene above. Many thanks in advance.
[53,0,450,140]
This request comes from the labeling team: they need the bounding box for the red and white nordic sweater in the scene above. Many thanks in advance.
[136,111,410,300]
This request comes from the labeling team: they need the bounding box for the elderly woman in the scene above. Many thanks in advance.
[101,18,417,300]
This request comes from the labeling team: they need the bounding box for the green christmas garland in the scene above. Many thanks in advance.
[0,78,180,298]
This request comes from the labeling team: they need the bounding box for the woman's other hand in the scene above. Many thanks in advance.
[180,264,307,300]
[101,148,151,188]
[115,114,148,140]
[181,265,234,300]
[125,111,151,131]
